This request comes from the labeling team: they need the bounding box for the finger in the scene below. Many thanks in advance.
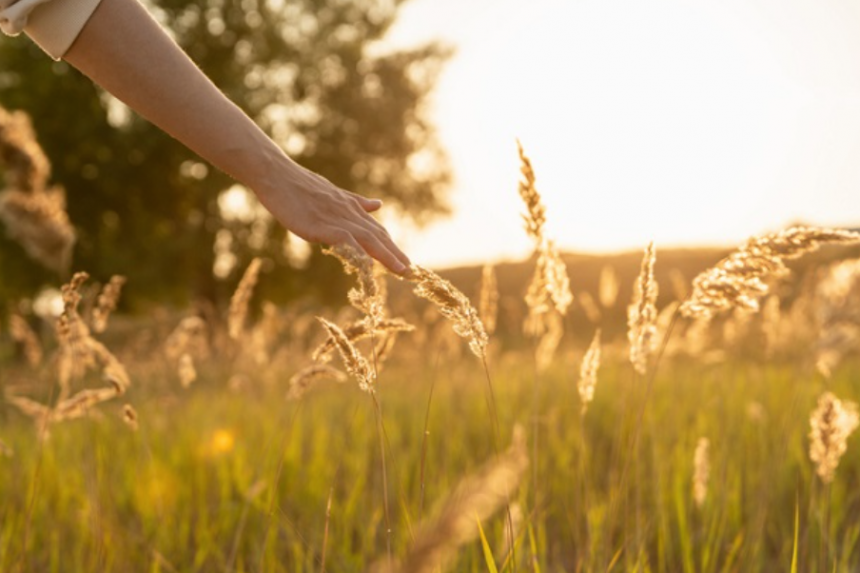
[349,227,409,275]
[374,227,411,270]
[348,215,411,270]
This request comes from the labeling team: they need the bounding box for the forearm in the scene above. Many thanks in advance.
[64,0,290,188]
[61,0,410,274]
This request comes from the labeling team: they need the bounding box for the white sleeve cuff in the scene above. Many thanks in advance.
[24,0,103,60]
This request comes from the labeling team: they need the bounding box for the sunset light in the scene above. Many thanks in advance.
[384,0,860,267]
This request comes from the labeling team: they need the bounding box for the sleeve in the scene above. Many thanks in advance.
[1,0,104,60]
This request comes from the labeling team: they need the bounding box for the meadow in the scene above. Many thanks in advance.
[4,120,860,572]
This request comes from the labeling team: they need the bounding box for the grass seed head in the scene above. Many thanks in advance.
[809,391,859,483]
[0,188,75,274]
[479,264,499,336]
[287,363,348,400]
[375,425,528,573]
[228,258,262,341]
[324,243,385,325]
[682,227,860,320]
[628,242,659,376]
[0,106,50,192]
[578,329,601,415]
[91,275,126,333]
[408,265,488,358]
[516,140,547,246]
[178,353,197,388]
[122,404,139,431]
[693,437,710,508]
[316,317,375,393]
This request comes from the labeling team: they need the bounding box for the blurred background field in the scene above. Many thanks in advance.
[5,0,860,571]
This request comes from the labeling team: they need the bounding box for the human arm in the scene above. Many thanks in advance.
[61,0,410,274]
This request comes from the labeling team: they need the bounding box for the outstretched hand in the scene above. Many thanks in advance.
[254,161,411,275]
[64,0,411,276]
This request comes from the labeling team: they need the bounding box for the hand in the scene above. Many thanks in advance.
[254,160,411,275]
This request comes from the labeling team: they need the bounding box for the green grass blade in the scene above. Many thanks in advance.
[528,522,542,573]
[477,517,500,573]
[791,498,799,573]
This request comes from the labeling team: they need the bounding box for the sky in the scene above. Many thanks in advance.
[375,0,860,268]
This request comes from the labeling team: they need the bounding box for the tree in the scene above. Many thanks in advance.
[0,0,450,306]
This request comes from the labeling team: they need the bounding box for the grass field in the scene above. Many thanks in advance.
[4,127,860,572]
[3,298,860,572]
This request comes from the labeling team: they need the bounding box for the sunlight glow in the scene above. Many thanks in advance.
[381,0,860,267]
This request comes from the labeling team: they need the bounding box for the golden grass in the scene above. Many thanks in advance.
[372,425,528,573]
[407,265,488,358]
[627,242,658,376]
[578,329,601,415]
[809,391,859,484]
[228,257,263,340]
[692,437,710,509]
[681,226,860,320]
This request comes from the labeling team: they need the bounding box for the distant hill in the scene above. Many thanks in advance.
[388,243,860,345]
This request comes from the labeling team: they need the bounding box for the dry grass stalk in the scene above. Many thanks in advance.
[0,105,50,192]
[287,363,348,400]
[57,272,95,397]
[91,275,126,333]
[7,384,122,430]
[810,392,859,484]
[516,141,572,319]
[373,425,528,573]
[497,501,524,565]
[228,258,262,340]
[0,188,76,274]
[324,244,385,325]
[479,264,499,336]
[178,353,197,388]
[10,272,133,433]
[681,227,860,320]
[408,265,488,358]
[516,140,546,245]
[599,265,620,309]
[87,338,131,394]
[316,317,375,393]
[525,240,573,319]
[5,393,50,422]
[0,438,12,458]
[122,404,139,431]
[517,142,573,371]
[628,242,659,376]
[578,329,601,415]
[9,313,42,367]
[0,106,76,273]
[311,317,414,363]
[693,437,710,508]
[53,386,119,421]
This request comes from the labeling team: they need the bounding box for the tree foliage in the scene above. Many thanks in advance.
[0,0,450,306]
